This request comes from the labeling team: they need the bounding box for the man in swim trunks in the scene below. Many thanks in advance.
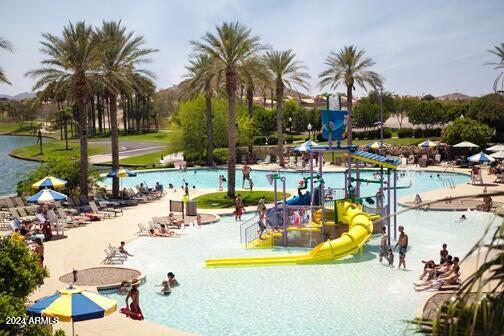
[379,226,388,263]
[242,164,251,188]
[394,225,408,269]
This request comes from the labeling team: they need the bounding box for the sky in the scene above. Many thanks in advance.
[0,0,502,97]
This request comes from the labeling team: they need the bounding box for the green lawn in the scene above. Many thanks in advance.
[353,137,440,146]
[117,131,170,142]
[193,190,291,209]
[11,140,109,162]
[116,149,168,166]
[0,122,42,135]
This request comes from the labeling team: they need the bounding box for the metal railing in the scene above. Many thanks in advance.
[240,214,259,245]
[244,220,261,248]
[442,177,456,189]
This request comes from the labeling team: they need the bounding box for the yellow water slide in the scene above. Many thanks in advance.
[205,201,374,267]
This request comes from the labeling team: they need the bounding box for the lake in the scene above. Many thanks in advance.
[0,135,39,196]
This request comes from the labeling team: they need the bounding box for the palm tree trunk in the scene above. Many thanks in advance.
[276,80,285,167]
[109,94,120,198]
[247,86,254,158]
[205,92,214,166]
[122,95,127,133]
[77,91,88,196]
[226,69,237,198]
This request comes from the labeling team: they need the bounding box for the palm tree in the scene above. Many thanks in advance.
[95,21,158,198]
[486,43,504,93]
[238,56,272,157]
[192,21,262,197]
[26,22,100,196]
[180,53,221,166]
[319,46,382,185]
[263,50,310,166]
[0,37,13,85]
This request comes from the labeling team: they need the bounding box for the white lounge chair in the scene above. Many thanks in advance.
[136,223,150,236]
[102,249,124,264]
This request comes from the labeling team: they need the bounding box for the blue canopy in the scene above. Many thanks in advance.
[27,188,67,204]
[468,151,495,163]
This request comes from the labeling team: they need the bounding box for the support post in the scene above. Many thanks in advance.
[282,177,288,247]
[319,152,325,240]
[393,170,397,240]
[309,152,314,219]
[387,169,391,246]
[355,165,361,198]
[273,178,278,228]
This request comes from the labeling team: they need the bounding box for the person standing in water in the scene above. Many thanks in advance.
[394,226,409,269]
[125,280,143,318]
[379,226,388,263]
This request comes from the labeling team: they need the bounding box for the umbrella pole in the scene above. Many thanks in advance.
[72,321,75,336]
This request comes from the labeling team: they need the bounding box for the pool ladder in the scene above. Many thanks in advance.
[443,177,456,189]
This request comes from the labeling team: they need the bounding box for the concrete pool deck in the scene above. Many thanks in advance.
[21,164,504,335]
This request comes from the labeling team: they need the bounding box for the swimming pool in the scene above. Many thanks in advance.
[107,210,499,336]
[103,168,469,200]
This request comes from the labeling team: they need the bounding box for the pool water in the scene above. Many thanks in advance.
[106,168,469,200]
[107,209,500,336]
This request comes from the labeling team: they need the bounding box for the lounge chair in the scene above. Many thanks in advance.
[89,201,115,218]
[15,207,37,222]
[14,197,26,207]
[5,197,16,209]
[125,188,149,203]
[96,200,123,216]
[102,249,124,265]
[136,223,150,236]
[47,209,65,236]
[56,207,89,227]
[108,243,128,260]
[153,216,181,229]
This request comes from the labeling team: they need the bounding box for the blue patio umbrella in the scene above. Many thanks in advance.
[106,168,137,178]
[417,139,437,148]
[27,188,67,204]
[468,151,495,163]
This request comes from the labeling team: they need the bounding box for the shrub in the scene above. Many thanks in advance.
[267,136,278,145]
[213,148,230,165]
[397,128,413,138]
[442,118,492,146]
[253,136,267,145]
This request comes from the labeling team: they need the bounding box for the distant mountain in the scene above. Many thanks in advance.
[436,92,472,101]
[0,92,37,101]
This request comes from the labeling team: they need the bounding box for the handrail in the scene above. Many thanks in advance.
[240,214,259,244]
[442,177,456,189]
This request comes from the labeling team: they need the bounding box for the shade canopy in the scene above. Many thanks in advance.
[31,176,68,190]
[27,188,67,204]
[468,151,495,163]
[367,141,384,149]
[294,140,319,152]
[453,141,479,148]
[106,168,137,178]
[417,139,437,148]
[486,144,504,152]
[489,151,504,159]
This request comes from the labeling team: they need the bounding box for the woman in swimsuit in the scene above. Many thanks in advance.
[126,280,143,316]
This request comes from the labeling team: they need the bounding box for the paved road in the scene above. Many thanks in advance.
[88,140,167,163]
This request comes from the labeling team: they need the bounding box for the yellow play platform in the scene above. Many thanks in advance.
[205,200,375,267]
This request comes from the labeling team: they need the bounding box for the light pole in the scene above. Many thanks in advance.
[307,123,312,140]
[288,116,293,140]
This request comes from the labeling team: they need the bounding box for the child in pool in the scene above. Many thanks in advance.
[386,249,394,267]
[160,280,171,295]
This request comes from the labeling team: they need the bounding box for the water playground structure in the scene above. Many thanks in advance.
[206,107,402,267]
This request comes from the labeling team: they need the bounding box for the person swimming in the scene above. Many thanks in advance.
[459,214,467,221]
[160,280,171,295]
